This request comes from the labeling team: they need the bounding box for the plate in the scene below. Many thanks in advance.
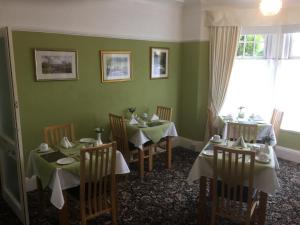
[202,149,214,157]
[79,138,96,143]
[210,139,223,144]
[138,124,148,128]
[56,157,75,165]
[255,155,270,164]
[37,147,52,153]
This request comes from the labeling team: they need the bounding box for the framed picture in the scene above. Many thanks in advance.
[34,49,78,81]
[100,51,131,83]
[150,47,169,79]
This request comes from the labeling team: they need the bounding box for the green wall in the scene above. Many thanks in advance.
[12,31,182,160]
[278,130,300,150]
[12,30,300,163]
[179,41,209,141]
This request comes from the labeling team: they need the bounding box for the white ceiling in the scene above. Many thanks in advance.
[165,0,300,7]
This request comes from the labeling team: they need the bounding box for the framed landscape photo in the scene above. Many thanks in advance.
[34,49,78,81]
[150,47,169,79]
[100,51,131,83]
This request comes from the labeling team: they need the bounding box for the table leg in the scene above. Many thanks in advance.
[199,176,207,225]
[258,191,268,225]
[166,136,172,169]
[138,149,144,178]
[148,146,153,172]
[58,191,69,225]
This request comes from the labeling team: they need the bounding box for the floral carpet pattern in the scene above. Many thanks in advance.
[0,147,299,225]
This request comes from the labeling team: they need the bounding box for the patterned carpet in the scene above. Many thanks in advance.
[0,147,299,225]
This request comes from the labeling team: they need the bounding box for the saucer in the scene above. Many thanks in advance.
[202,149,214,157]
[255,154,270,164]
[210,139,223,144]
[79,138,96,143]
[56,157,75,165]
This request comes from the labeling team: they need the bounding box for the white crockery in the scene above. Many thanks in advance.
[39,143,49,152]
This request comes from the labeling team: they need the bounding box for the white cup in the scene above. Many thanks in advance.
[39,143,49,152]
[213,135,220,142]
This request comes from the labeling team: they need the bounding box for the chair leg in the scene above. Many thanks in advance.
[166,136,172,169]
[138,150,144,178]
[111,196,117,225]
[148,146,153,172]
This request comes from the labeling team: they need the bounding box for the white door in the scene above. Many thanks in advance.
[0,27,29,225]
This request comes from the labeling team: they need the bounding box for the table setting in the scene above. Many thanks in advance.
[125,107,178,149]
[219,108,277,146]
[187,135,280,194]
[27,134,130,210]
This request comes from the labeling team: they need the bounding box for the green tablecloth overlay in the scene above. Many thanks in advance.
[126,121,171,143]
[32,143,83,189]
[32,143,115,189]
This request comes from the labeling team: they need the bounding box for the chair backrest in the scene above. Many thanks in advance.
[211,145,256,224]
[43,123,75,146]
[156,106,172,121]
[109,113,130,162]
[80,142,117,224]
[227,122,258,143]
[270,109,284,140]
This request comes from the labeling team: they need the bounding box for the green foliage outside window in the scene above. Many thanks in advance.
[237,34,265,58]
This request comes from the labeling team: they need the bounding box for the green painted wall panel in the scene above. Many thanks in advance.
[278,130,300,150]
[12,31,181,160]
[12,30,300,158]
[179,41,209,141]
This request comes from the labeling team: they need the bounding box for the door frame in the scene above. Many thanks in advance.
[0,26,29,225]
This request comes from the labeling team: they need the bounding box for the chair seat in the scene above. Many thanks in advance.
[217,180,257,202]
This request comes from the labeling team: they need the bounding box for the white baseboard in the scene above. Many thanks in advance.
[25,176,37,192]
[275,146,300,163]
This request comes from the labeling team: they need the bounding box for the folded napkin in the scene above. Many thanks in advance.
[232,136,247,148]
[129,117,139,125]
[151,114,159,121]
[60,137,73,149]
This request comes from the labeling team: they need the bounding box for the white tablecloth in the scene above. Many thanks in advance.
[187,143,280,195]
[221,121,277,146]
[27,150,130,209]
[129,122,178,149]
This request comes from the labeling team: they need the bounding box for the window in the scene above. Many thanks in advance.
[221,30,300,132]
[237,34,266,58]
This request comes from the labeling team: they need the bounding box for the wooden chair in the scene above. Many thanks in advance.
[227,122,258,143]
[270,109,284,141]
[109,113,153,178]
[79,142,117,225]
[43,123,75,147]
[211,145,259,225]
[38,123,75,210]
[154,106,173,159]
[156,105,172,121]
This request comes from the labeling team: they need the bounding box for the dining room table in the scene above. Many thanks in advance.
[126,120,178,169]
[27,141,130,225]
[187,140,280,225]
[219,116,277,146]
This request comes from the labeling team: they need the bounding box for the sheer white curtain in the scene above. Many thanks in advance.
[205,26,240,140]
[220,59,275,120]
[274,59,300,132]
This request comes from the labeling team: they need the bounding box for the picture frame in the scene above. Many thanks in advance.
[34,49,78,81]
[100,51,132,83]
[150,47,169,79]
